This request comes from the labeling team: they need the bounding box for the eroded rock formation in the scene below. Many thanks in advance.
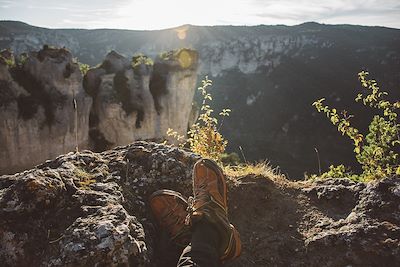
[0,47,199,175]
[0,46,92,174]
[85,49,198,151]
[0,141,399,266]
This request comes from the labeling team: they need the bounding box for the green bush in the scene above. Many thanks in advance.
[72,57,90,75]
[0,55,15,68]
[131,54,153,69]
[312,71,400,181]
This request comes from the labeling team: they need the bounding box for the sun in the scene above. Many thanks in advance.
[115,0,238,30]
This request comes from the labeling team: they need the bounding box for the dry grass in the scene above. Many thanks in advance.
[223,160,286,182]
[73,167,96,189]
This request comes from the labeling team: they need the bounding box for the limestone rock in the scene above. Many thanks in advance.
[0,141,199,266]
[1,141,399,266]
[0,46,92,174]
[86,49,198,150]
[100,50,131,73]
[0,47,198,175]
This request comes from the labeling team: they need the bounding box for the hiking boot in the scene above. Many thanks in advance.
[187,158,241,262]
[149,189,191,247]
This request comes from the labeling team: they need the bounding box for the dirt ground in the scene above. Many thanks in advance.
[227,176,308,266]
[154,174,352,267]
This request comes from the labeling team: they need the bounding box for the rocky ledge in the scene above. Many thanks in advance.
[0,141,399,266]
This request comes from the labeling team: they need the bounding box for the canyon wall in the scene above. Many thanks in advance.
[0,46,92,174]
[0,47,198,174]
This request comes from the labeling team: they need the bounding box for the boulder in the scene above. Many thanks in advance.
[0,142,199,266]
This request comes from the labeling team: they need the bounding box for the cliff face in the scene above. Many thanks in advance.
[196,34,328,76]
[0,47,199,174]
[86,49,198,150]
[0,22,80,58]
[0,46,92,174]
[0,21,332,77]
[0,141,399,266]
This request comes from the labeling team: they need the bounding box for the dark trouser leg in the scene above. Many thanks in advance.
[177,220,221,267]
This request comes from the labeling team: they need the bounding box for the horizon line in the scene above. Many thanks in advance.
[1,20,399,32]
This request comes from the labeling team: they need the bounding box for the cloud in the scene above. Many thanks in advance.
[250,0,400,27]
[0,0,399,29]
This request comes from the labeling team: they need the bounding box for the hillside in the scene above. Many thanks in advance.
[0,142,399,266]
[1,21,400,177]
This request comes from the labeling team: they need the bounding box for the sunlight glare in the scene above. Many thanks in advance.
[177,49,193,68]
[116,0,245,30]
[175,25,189,40]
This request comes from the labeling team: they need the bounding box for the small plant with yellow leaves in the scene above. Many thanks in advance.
[167,76,231,162]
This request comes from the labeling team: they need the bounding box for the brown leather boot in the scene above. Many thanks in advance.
[149,189,191,247]
[187,158,241,262]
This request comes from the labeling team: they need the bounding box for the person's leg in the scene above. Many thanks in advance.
[177,219,221,267]
[179,159,241,266]
[188,159,242,261]
[149,159,241,267]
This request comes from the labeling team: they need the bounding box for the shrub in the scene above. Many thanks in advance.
[0,54,15,68]
[16,53,28,67]
[167,76,231,162]
[312,71,400,181]
[131,54,153,69]
[78,62,90,75]
[72,57,90,75]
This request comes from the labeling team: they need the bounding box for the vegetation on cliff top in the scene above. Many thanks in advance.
[170,72,399,182]
[312,71,400,181]
[131,53,153,69]
[167,76,284,180]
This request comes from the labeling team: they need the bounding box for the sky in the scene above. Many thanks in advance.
[0,0,399,30]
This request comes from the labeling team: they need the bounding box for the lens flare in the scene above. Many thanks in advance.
[177,49,193,68]
[174,25,189,40]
